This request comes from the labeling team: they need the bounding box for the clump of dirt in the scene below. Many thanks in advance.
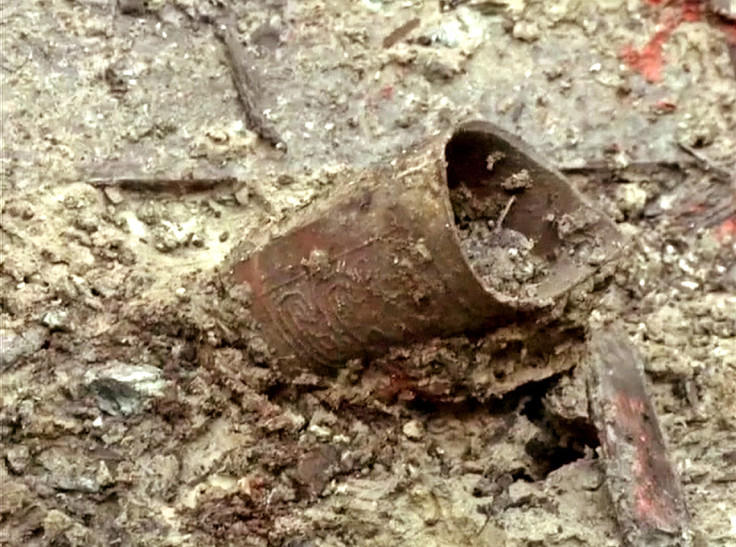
[457,218,548,297]
[451,183,548,297]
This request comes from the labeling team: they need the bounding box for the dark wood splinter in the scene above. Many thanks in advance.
[217,26,286,151]
[87,175,238,194]
[587,325,693,547]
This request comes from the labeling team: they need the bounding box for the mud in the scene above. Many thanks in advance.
[2,0,735,546]
[451,180,548,297]
[456,218,547,297]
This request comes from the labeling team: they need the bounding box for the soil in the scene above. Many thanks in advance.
[455,217,547,297]
[2,1,735,546]
[450,165,549,298]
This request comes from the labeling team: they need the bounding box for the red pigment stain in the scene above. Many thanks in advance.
[680,0,703,22]
[622,1,707,82]
[621,18,678,82]
[688,203,707,214]
[716,217,736,243]
[654,98,677,111]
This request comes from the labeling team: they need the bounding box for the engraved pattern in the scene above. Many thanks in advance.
[268,266,386,363]
[261,235,448,364]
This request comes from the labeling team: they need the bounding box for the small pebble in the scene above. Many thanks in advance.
[615,183,648,217]
[403,420,424,440]
[85,362,166,416]
[42,309,69,331]
[512,21,541,42]
[234,186,250,206]
[0,326,49,370]
[5,445,30,474]
[104,186,125,205]
[308,423,332,440]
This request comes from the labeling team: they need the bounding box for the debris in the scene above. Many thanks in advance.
[37,446,107,493]
[383,18,421,48]
[310,407,338,427]
[500,169,532,190]
[234,185,250,206]
[587,325,693,547]
[402,419,424,440]
[0,325,48,371]
[440,0,510,13]
[485,151,505,172]
[558,159,697,176]
[615,183,648,217]
[5,445,30,474]
[422,56,461,82]
[103,185,125,204]
[307,423,332,440]
[217,26,286,151]
[230,121,623,368]
[454,191,546,296]
[262,409,306,433]
[85,362,166,416]
[41,510,74,542]
[87,173,239,195]
[41,309,69,331]
[494,195,516,232]
[296,446,340,499]
[653,98,677,113]
[677,141,732,180]
[512,20,541,42]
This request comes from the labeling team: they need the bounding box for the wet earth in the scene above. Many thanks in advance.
[1,0,735,545]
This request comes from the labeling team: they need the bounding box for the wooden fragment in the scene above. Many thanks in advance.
[587,325,693,547]
[677,142,732,180]
[217,26,286,151]
[382,18,421,48]
[87,174,238,195]
[557,158,718,177]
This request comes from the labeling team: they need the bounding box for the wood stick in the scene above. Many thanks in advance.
[87,174,238,195]
[382,18,420,48]
[494,195,516,233]
[558,159,696,174]
[677,142,732,180]
[587,324,693,546]
[217,26,286,151]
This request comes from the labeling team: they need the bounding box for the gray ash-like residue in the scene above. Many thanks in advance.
[451,184,548,297]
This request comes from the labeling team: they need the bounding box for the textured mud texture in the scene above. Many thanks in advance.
[2,1,735,546]
[452,182,549,297]
[456,220,546,296]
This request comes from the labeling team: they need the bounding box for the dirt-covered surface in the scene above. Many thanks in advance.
[456,218,545,296]
[1,0,735,545]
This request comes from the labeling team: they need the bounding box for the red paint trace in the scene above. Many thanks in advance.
[716,217,736,243]
[622,0,734,83]
[588,325,692,545]
[654,98,677,111]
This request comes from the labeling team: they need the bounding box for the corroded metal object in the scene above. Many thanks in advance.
[230,121,624,367]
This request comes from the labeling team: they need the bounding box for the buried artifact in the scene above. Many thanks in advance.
[229,121,625,367]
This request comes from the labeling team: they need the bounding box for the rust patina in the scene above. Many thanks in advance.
[230,121,624,366]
